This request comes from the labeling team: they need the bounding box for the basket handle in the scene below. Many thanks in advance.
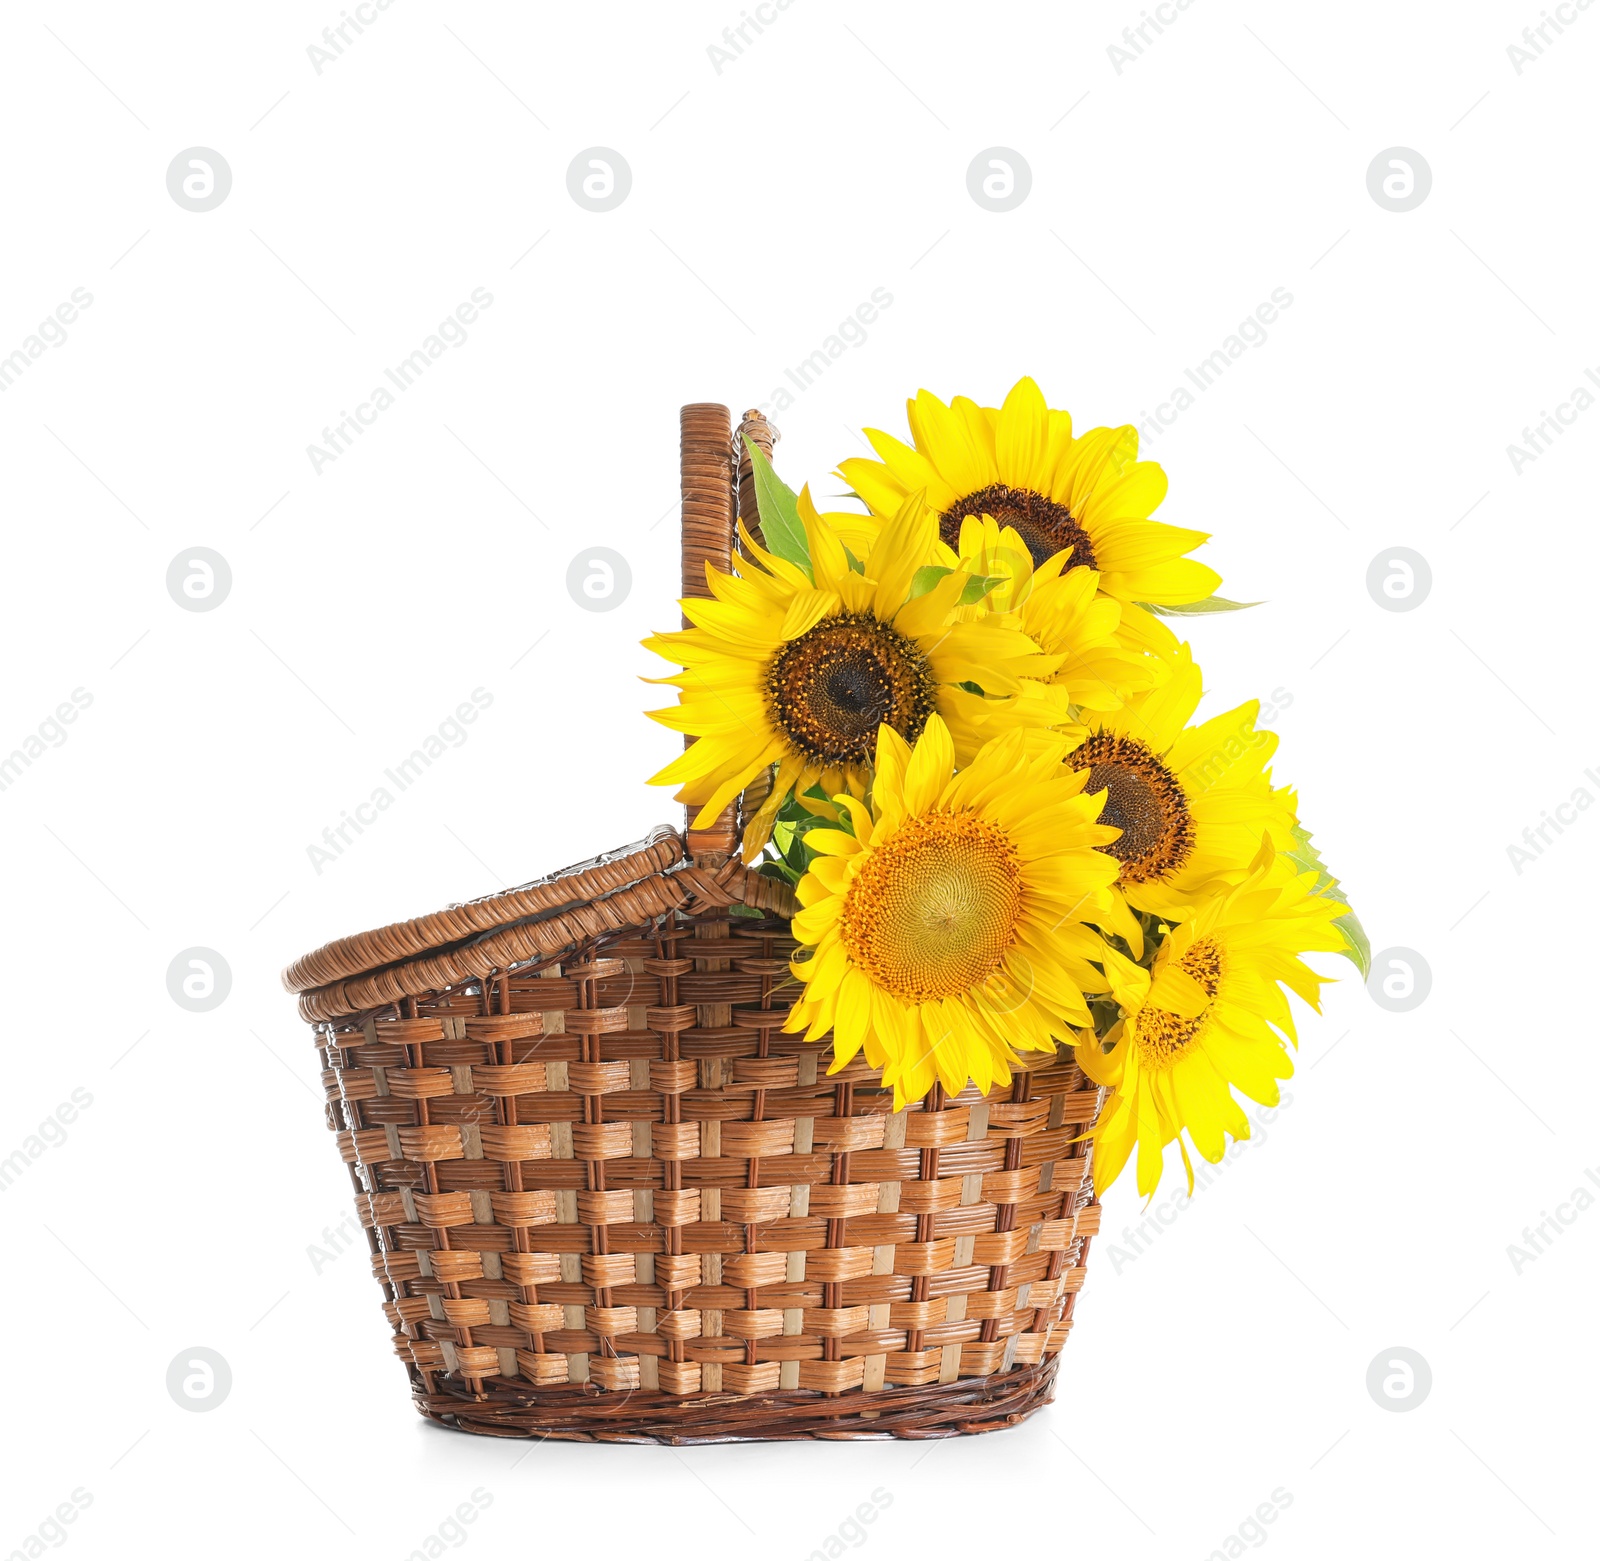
[731,409,778,836]
[679,403,734,618]
[677,403,777,862]
[735,407,777,542]
[679,404,738,861]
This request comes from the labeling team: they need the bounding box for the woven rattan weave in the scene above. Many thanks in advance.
[282,405,1105,1442]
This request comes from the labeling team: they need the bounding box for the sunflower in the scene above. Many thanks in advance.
[837,376,1220,653]
[950,514,1166,711]
[1066,644,1297,920]
[644,494,1061,861]
[784,715,1123,1107]
[920,514,1167,766]
[1080,840,1347,1196]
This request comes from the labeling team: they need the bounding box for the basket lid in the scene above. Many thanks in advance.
[282,826,795,1024]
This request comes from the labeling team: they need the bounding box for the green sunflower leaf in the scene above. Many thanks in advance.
[769,806,838,881]
[784,832,814,875]
[1140,595,1262,616]
[743,436,811,580]
[1331,911,1371,979]
[1284,823,1370,978]
[910,568,1003,606]
[1284,823,1342,897]
[959,574,1006,606]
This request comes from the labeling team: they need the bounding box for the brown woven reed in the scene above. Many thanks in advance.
[282,405,1105,1442]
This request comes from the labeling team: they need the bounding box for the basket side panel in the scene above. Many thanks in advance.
[315,908,1104,1440]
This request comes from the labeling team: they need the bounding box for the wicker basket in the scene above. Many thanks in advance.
[282,404,1106,1443]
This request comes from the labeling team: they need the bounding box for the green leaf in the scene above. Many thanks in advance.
[767,805,838,882]
[743,436,811,580]
[1139,595,1262,617]
[789,816,834,868]
[1284,823,1370,978]
[1332,911,1370,979]
[1284,823,1341,896]
[775,785,834,826]
[910,568,1003,606]
[782,827,812,875]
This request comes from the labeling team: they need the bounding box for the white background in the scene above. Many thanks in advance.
[1,2,1595,1558]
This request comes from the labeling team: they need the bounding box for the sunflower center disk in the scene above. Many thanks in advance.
[765,614,937,768]
[840,813,1024,1004]
[1134,936,1224,1069]
[941,483,1097,571]
[1069,732,1194,885]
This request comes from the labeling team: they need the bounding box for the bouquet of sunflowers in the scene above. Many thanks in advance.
[645,378,1364,1200]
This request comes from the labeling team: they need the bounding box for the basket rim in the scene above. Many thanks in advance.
[411,1355,1064,1444]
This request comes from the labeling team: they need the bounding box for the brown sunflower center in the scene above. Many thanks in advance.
[1068,731,1194,885]
[841,813,1024,1003]
[1132,936,1223,1070]
[765,613,937,768]
[941,483,1097,571]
